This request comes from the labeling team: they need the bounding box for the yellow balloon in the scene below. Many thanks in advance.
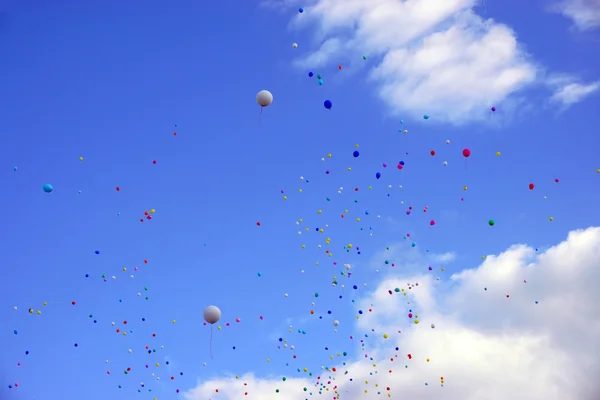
[463,186,468,191]
[549,217,554,221]
[150,209,155,214]
[36,310,41,315]
[347,167,352,171]
[79,157,83,161]
[347,244,352,248]
[355,144,359,148]
[383,333,388,339]
[299,218,303,222]
[318,210,322,214]
[327,153,332,158]
[43,302,47,306]
[172,319,176,323]
[283,196,287,200]
[495,152,500,156]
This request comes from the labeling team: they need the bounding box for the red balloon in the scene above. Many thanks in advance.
[529,183,534,190]
[256,222,261,226]
[462,148,471,158]
[430,150,435,156]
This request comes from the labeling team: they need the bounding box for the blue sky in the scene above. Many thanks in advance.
[1,0,600,399]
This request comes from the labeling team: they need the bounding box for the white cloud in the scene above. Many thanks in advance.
[184,227,600,400]
[550,0,600,31]
[550,80,600,107]
[286,0,538,123]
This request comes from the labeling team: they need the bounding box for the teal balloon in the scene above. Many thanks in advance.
[43,184,53,193]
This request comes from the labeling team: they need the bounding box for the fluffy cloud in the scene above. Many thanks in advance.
[550,0,600,31]
[184,226,600,400]
[287,0,538,123]
[550,80,600,107]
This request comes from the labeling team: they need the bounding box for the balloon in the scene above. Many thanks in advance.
[529,183,534,190]
[333,320,339,326]
[462,148,471,158]
[203,306,221,324]
[256,90,273,107]
[298,7,304,13]
[308,72,314,77]
[423,114,429,119]
[488,220,495,226]
[491,106,496,112]
[324,100,332,110]
[292,43,298,48]
[353,151,360,157]
[42,184,53,193]
[375,172,381,179]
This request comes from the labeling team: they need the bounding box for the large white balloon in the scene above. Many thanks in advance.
[203,305,221,324]
[256,90,273,107]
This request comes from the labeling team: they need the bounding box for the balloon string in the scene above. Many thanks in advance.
[210,325,213,359]
[259,106,263,126]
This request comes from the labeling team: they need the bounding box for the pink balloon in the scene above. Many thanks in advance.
[429,220,435,226]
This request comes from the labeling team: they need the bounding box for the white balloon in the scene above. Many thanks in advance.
[333,320,339,326]
[256,90,273,107]
[292,43,298,48]
[431,324,436,329]
[203,305,221,324]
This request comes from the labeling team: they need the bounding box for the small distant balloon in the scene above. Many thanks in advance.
[324,100,332,110]
[462,148,471,158]
[43,184,53,193]
[423,114,430,119]
[292,43,298,48]
[308,72,314,77]
[353,151,360,158]
[491,106,496,112]
[298,7,304,13]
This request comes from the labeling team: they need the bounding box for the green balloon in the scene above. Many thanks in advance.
[488,220,495,226]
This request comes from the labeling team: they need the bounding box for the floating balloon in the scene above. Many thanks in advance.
[308,72,313,77]
[256,90,273,107]
[488,220,495,226]
[529,183,534,190]
[203,306,221,325]
[491,106,496,112]
[462,148,471,158]
[353,151,360,157]
[423,114,429,119]
[324,100,332,110]
[298,7,304,13]
[42,184,53,193]
[292,43,298,48]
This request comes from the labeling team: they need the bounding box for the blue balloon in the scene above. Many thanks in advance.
[42,184,53,193]
[318,79,323,85]
[376,172,381,179]
[308,72,313,77]
[423,114,429,119]
[400,161,405,165]
[13,166,17,171]
[353,151,360,157]
[399,120,403,124]
[299,7,304,13]
[324,100,332,109]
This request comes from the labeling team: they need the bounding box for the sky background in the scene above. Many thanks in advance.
[1,0,599,399]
